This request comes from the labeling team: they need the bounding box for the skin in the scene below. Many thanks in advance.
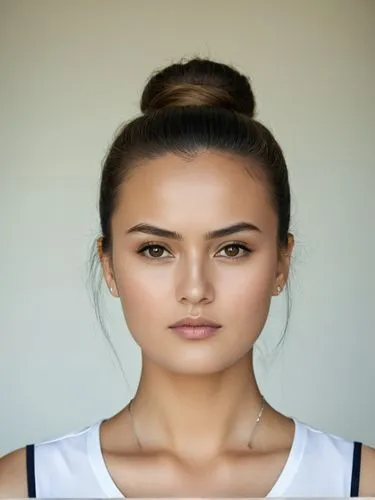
[0,151,374,497]
[99,151,295,496]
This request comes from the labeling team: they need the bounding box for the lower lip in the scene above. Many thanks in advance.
[170,326,221,340]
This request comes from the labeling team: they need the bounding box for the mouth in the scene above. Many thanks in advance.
[169,317,222,340]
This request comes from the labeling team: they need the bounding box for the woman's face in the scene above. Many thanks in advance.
[102,151,293,374]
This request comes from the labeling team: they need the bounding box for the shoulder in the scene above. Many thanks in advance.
[31,422,100,468]
[34,423,97,449]
[359,445,375,496]
[299,421,375,494]
[299,421,355,459]
[0,422,100,498]
[0,448,28,498]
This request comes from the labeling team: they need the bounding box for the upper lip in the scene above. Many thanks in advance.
[169,317,222,328]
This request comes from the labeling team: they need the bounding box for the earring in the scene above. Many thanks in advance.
[110,287,113,294]
[277,285,282,294]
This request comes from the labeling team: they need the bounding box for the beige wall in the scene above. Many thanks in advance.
[1,0,374,454]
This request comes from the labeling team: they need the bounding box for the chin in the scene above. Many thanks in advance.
[138,335,252,375]
[166,363,226,376]
[153,350,239,376]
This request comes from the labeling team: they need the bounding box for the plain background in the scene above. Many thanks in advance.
[0,0,374,456]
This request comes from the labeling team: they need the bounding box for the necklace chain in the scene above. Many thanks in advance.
[128,395,266,450]
[128,398,142,449]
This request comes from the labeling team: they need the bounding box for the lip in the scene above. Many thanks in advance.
[169,316,222,328]
[169,317,222,340]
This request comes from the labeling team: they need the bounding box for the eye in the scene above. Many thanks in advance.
[216,243,251,259]
[137,244,172,259]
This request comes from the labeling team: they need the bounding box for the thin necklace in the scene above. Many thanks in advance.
[128,395,266,450]
[128,398,142,449]
[247,395,266,448]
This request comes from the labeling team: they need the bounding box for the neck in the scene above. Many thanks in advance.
[131,351,265,460]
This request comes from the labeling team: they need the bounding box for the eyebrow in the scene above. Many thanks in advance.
[126,221,261,240]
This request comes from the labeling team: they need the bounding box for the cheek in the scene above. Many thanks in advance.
[217,252,277,338]
[220,250,277,301]
[114,259,172,337]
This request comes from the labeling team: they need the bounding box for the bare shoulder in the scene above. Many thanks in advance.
[0,448,28,498]
[359,445,375,496]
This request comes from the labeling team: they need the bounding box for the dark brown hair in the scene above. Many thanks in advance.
[90,58,292,349]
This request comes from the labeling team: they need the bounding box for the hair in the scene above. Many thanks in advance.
[89,58,292,360]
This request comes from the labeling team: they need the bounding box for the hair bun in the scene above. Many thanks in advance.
[140,58,256,118]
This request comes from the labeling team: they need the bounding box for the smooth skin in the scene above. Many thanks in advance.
[1,152,374,497]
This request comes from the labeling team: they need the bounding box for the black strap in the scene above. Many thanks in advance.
[350,441,362,497]
[26,444,36,498]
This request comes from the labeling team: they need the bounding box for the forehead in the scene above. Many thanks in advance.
[114,152,276,234]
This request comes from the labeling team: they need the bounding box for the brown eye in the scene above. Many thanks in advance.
[225,245,240,257]
[138,244,171,259]
[216,244,250,259]
[148,246,165,258]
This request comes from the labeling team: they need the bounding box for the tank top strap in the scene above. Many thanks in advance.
[26,444,36,498]
[350,441,362,496]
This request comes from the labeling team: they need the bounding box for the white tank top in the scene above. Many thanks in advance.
[27,419,361,497]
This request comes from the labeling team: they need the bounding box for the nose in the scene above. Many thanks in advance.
[175,254,215,307]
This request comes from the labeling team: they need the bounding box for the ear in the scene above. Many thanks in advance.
[97,237,119,297]
[273,233,294,296]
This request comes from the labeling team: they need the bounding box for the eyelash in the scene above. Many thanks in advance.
[136,242,252,260]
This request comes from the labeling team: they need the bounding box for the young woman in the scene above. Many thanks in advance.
[1,58,374,498]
